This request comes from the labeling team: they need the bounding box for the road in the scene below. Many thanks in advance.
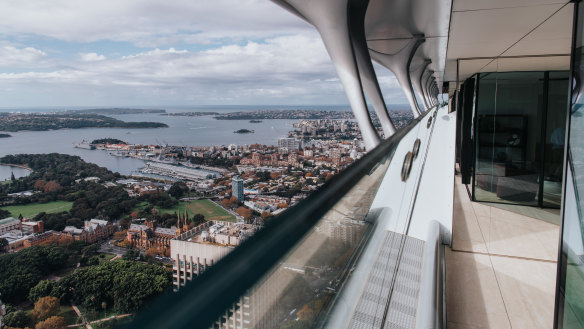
[70,304,92,329]
[97,240,127,256]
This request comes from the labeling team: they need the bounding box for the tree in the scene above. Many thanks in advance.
[31,296,60,322]
[29,280,57,302]
[58,260,172,313]
[113,231,127,241]
[123,248,140,260]
[0,246,69,303]
[191,214,205,226]
[0,209,10,219]
[221,198,232,208]
[168,182,188,199]
[3,310,30,328]
[297,304,315,321]
[43,181,62,193]
[35,316,66,329]
[0,237,8,251]
[145,247,162,257]
[280,320,312,329]
[33,180,46,191]
[236,207,252,220]
[10,172,16,181]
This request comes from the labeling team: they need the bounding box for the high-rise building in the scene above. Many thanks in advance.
[171,221,258,291]
[231,176,244,201]
[278,138,301,152]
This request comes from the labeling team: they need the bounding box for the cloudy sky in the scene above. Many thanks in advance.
[0,0,406,108]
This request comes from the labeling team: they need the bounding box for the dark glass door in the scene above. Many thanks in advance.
[473,72,545,206]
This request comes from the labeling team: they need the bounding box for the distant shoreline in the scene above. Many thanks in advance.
[0,105,413,114]
[0,163,32,171]
[0,113,168,132]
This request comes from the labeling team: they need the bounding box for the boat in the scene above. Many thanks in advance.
[74,140,95,150]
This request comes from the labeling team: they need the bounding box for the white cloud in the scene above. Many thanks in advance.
[0,34,352,105]
[0,0,311,47]
[0,46,47,67]
[79,52,106,61]
[0,0,407,106]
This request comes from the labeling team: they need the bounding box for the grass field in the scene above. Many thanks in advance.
[1,200,73,218]
[157,199,236,222]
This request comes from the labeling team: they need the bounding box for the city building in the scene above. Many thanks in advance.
[231,176,244,201]
[20,219,44,235]
[0,217,20,233]
[277,138,302,153]
[23,231,58,248]
[62,219,114,244]
[127,213,190,251]
[171,221,258,291]
[1,231,29,251]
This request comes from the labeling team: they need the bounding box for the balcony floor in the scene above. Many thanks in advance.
[446,176,560,329]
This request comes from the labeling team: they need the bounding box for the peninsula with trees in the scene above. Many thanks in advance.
[91,138,127,145]
[234,129,254,134]
[66,108,166,115]
[0,133,11,138]
[0,113,168,132]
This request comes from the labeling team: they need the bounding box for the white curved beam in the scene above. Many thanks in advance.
[348,0,396,137]
[271,0,381,150]
[369,35,425,118]
[423,70,435,108]
[415,60,432,110]
[411,59,432,112]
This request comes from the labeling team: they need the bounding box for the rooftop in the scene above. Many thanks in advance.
[0,217,18,225]
[174,220,258,246]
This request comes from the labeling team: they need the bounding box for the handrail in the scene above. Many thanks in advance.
[415,220,445,329]
[125,109,433,329]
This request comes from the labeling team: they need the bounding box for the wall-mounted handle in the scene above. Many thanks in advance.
[401,151,414,182]
[412,138,421,160]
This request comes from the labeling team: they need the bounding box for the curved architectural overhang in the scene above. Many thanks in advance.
[271,0,451,149]
[364,0,451,112]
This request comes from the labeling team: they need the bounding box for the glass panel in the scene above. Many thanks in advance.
[208,149,393,329]
[474,72,544,206]
[543,71,569,208]
[558,2,584,328]
[205,114,434,329]
[474,73,497,198]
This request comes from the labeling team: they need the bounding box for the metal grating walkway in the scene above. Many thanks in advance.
[348,230,425,329]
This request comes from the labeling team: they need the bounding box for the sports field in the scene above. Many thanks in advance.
[158,199,236,222]
[1,200,73,218]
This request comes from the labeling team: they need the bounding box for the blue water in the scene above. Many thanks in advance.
[0,165,31,183]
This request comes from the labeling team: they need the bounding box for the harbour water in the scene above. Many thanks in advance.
[0,165,31,183]
[0,106,322,178]
[0,105,411,180]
